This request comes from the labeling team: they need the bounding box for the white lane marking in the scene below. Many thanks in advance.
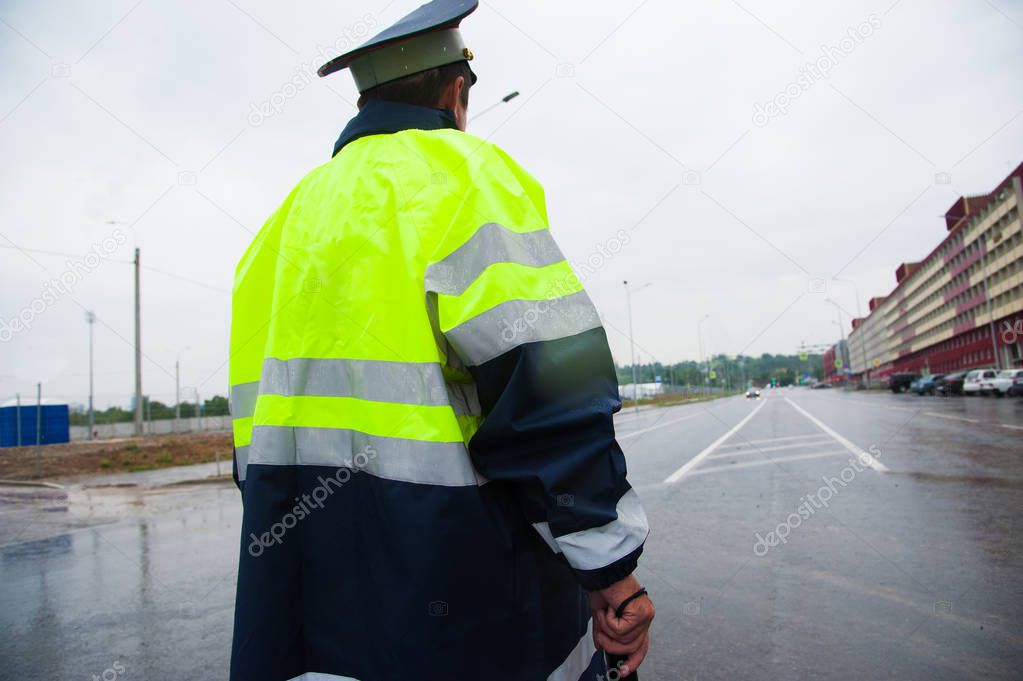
[707,440,833,458]
[690,450,848,476]
[716,435,834,449]
[664,400,768,483]
[747,433,831,443]
[924,412,979,423]
[1000,424,1023,431]
[784,398,888,472]
[618,412,704,440]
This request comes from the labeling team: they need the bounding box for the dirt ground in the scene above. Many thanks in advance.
[0,431,233,481]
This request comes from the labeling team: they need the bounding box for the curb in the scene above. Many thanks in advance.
[160,474,234,487]
[0,479,66,490]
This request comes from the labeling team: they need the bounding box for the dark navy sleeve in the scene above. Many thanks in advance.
[466,326,649,591]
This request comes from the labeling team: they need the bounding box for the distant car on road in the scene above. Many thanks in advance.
[1008,374,1023,397]
[810,382,832,390]
[888,373,920,393]
[911,374,944,395]
[745,387,761,399]
[991,369,1023,397]
[963,369,998,396]
[937,372,966,396]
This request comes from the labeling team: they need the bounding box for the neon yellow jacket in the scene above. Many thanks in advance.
[229,102,646,681]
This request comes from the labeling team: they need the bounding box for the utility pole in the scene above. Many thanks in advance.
[194,388,202,431]
[175,359,181,433]
[35,383,41,478]
[133,247,143,436]
[86,311,96,440]
[697,315,710,393]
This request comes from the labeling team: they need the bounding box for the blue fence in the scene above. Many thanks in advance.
[0,404,70,448]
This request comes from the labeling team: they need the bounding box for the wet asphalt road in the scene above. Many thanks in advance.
[1,389,1022,680]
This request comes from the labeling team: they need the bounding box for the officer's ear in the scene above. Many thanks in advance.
[439,75,467,131]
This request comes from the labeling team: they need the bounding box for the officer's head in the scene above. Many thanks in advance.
[319,1,479,129]
[357,60,473,131]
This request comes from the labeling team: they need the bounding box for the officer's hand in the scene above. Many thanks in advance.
[588,574,655,676]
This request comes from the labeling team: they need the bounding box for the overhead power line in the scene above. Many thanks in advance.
[0,243,132,262]
[0,243,228,292]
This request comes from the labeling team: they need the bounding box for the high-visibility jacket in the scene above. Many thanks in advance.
[229,100,648,681]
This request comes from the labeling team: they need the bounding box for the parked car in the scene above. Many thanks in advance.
[937,372,966,396]
[991,369,1023,397]
[912,374,944,395]
[963,369,998,396]
[1008,374,1023,397]
[888,373,920,393]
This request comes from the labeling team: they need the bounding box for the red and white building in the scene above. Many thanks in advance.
[846,162,1023,382]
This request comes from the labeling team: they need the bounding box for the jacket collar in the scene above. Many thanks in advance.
[332,100,458,157]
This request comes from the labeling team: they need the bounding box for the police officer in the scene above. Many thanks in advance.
[229,2,653,679]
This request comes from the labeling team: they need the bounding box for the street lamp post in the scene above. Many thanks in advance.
[133,246,143,436]
[831,277,863,317]
[623,281,654,412]
[824,299,848,382]
[470,91,520,122]
[624,281,639,414]
[85,311,96,440]
[172,346,193,433]
[979,237,1002,370]
[832,278,869,385]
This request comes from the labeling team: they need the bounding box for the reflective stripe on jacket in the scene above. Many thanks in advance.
[229,106,648,681]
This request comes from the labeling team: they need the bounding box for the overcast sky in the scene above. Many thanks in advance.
[1,0,1022,408]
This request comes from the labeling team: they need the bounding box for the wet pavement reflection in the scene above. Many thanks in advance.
[1,480,239,681]
[1,391,1021,680]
